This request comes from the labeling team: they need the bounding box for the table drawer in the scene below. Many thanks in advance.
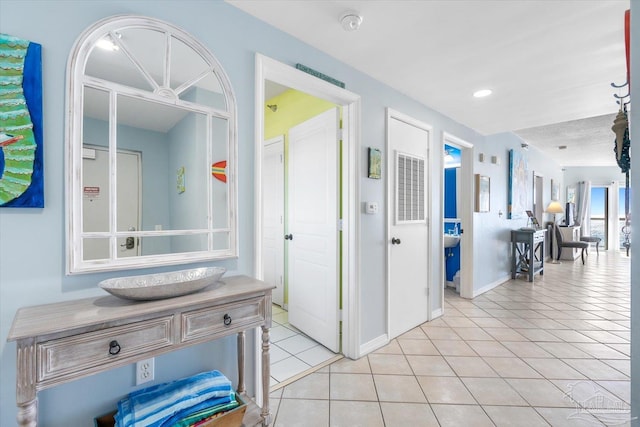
[182,297,265,342]
[37,316,173,382]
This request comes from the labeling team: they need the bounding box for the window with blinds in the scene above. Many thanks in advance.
[396,151,425,224]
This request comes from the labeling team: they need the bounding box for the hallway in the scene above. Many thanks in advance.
[269,251,631,426]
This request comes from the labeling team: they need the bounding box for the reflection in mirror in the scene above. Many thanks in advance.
[67,15,237,273]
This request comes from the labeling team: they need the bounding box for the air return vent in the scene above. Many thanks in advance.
[396,152,425,224]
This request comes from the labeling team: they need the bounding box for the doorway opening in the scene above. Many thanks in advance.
[590,186,609,250]
[254,54,361,397]
[262,88,341,388]
[442,133,473,299]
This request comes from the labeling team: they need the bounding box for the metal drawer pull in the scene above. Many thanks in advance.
[108,340,121,355]
[223,314,232,326]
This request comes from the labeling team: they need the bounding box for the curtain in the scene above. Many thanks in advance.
[576,181,591,236]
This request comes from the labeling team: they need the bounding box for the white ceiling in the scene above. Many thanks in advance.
[228,0,630,167]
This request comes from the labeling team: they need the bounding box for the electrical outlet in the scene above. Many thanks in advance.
[136,358,154,385]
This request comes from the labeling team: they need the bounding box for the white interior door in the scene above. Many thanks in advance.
[83,146,141,260]
[262,136,285,307]
[388,115,430,339]
[287,107,340,352]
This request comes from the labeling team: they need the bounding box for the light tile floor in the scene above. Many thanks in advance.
[270,305,340,388]
[269,251,632,426]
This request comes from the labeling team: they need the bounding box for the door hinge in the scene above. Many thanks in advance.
[339,309,343,321]
[280,154,283,163]
[338,219,343,231]
[338,128,345,141]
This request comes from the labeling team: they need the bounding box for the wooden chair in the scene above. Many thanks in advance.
[555,226,589,264]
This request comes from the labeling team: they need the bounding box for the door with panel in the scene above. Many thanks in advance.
[287,107,340,353]
[388,114,431,339]
[82,146,141,260]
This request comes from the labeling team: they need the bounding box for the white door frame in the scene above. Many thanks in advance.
[442,132,474,299]
[262,135,285,307]
[254,54,361,399]
[386,109,433,336]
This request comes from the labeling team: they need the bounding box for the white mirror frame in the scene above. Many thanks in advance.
[65,15,238,274]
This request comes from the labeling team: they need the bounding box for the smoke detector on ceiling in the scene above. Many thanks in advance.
[341,12,363,32]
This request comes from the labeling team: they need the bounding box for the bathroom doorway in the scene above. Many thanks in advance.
[254,54,361,394]
[442,133,473,299]
[261,85,341,387]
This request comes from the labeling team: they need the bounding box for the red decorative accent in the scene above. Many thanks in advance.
[625,9,630,87]
[211,160,227,183]
[0,133,24,147]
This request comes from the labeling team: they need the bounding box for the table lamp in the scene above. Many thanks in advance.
[546,201,564,264]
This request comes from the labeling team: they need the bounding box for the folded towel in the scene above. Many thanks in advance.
[115,370,233,427]
[166,393,240,427]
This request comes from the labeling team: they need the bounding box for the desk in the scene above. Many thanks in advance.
[7,275,274,427]
[511,229,546,282]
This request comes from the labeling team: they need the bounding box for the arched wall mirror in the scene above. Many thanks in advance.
[66,15,238,274]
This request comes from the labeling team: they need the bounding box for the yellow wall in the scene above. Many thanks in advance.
[264,89,339,306]
[264,88,338,140]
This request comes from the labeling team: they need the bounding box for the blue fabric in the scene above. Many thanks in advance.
[114,370,233,427]
[162,393,238,427]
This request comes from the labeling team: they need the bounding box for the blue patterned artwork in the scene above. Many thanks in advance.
[508,149,529,220]
[0,33,43,207]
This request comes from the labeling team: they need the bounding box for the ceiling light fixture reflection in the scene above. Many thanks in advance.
[96,34,120,51]
[444,150,454,162]
[473,89,492,98]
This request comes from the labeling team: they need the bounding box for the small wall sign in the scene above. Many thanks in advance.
[83,186,100,199]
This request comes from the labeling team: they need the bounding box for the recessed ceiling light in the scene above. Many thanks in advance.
[473,89,492,98]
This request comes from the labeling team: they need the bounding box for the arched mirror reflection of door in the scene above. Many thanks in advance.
[66,15,237,274]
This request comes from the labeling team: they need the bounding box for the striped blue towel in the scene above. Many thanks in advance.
[114,370,233,427]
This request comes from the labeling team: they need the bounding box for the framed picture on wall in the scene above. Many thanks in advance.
[475,174,490,212]
[368,147,381,179]
[551,179,560,201]
[508,149,529,219]
[567,186,576,204]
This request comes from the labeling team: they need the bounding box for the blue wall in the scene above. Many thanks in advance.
[0,1,613,425]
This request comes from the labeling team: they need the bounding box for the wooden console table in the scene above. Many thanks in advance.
[7,275,274,427]
[511,229,546,282]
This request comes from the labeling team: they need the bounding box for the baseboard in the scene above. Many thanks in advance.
[359,334,389,357]
[431,308,443,319]
[473,274,510,298]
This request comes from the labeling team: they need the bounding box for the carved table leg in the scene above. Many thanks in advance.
[236,331,246,394]
[261,326,271,426]
[17,400,37,427]
[16,338,37,426]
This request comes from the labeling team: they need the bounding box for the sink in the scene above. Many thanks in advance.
[99,266,226,301]
[444,234,460,248]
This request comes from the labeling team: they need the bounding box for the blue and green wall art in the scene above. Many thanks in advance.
[0,33,43,208]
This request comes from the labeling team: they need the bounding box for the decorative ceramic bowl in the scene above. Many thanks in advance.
[99,266,226,301]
